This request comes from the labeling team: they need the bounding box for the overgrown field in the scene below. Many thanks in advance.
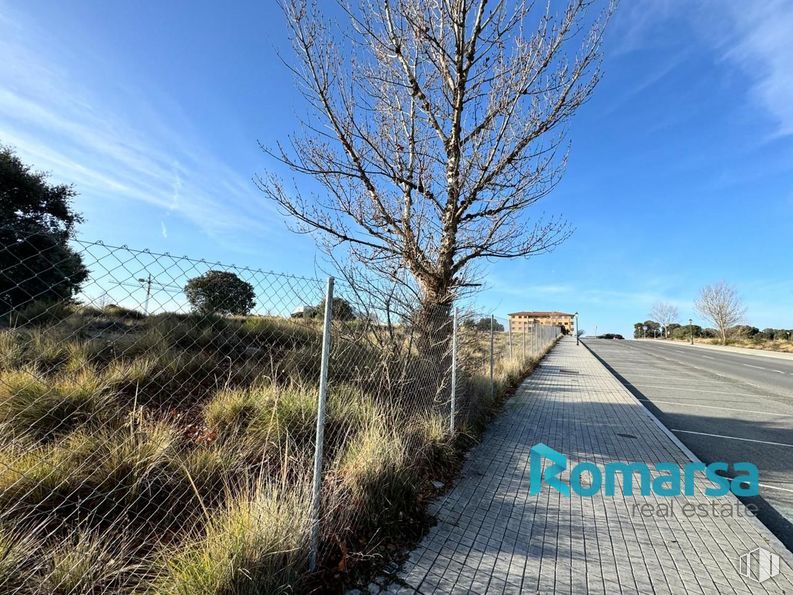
[0,303,553,593]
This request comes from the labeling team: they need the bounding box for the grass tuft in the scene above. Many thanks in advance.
[41,529,149,594]
[158,480,310,595]
[0,367,116,439]
[0,522,41,592]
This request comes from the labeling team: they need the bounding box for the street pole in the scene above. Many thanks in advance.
[138,273,152,315]
[689,318,694,345]
[574,311,579,346]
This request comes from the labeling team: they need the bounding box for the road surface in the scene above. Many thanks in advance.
[584,338,793,552]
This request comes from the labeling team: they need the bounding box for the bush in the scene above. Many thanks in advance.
[184,271,256,316]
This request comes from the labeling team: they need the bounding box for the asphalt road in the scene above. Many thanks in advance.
[584,338,793,552]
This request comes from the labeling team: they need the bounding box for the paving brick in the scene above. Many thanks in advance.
[386,338,793,593]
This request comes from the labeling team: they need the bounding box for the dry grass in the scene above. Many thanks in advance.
[672,337,793,353]
[158,479,311,595]
[0,302,558,592]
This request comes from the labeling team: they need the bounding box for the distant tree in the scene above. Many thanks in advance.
[0,145,88,315]
[463,317,504,332]
[671,324,702,340]
[764,328,792,341]
[314,297,356,321]
[184,271,255,316]
[649,302,679,338]
[695,282,745,345]
[633,320,661,339]
[731,325,759,338]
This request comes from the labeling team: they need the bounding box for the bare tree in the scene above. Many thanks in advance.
[695,282,746,345]
[649,302,679,339]
[258,0,613,341]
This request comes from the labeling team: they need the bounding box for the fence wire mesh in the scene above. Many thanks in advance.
[0,230,561,592]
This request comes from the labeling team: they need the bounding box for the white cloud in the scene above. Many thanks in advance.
[0,8,277,241]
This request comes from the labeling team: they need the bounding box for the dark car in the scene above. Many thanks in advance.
[597,333,624,340]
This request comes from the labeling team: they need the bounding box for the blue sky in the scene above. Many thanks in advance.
[1,1,792,336]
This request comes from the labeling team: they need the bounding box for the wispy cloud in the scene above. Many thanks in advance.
[613,0,793,139]
[0,8,275,242]
[719,1,793,138]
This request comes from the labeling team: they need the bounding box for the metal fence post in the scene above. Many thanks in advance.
[450,308,458,435]
[533,322,538,356]
[489,315,495,400]
[522,327,526,360]
[309,276,334,572]
[508,325,513,359]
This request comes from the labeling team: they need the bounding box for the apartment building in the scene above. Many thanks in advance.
[508,311,575,333]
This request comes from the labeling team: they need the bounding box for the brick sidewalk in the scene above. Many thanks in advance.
[386,337,793,594]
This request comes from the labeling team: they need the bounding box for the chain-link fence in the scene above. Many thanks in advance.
[0,230,561,593]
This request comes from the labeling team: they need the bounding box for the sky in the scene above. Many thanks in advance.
[1,1,792,336]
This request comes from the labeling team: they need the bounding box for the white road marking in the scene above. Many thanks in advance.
[724,478,793,494]
[758,483,793,494]
[634,398,793,417]
[670,429,793,448]
[632,384,766,398]
[701,355,715,360]
[740,363,787,374]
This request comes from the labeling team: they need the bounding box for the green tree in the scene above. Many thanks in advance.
[314,297,356,321]
[184,271,255,316]
[0,145,88,314]
[671,324,702,340]
[462,317,504,332]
